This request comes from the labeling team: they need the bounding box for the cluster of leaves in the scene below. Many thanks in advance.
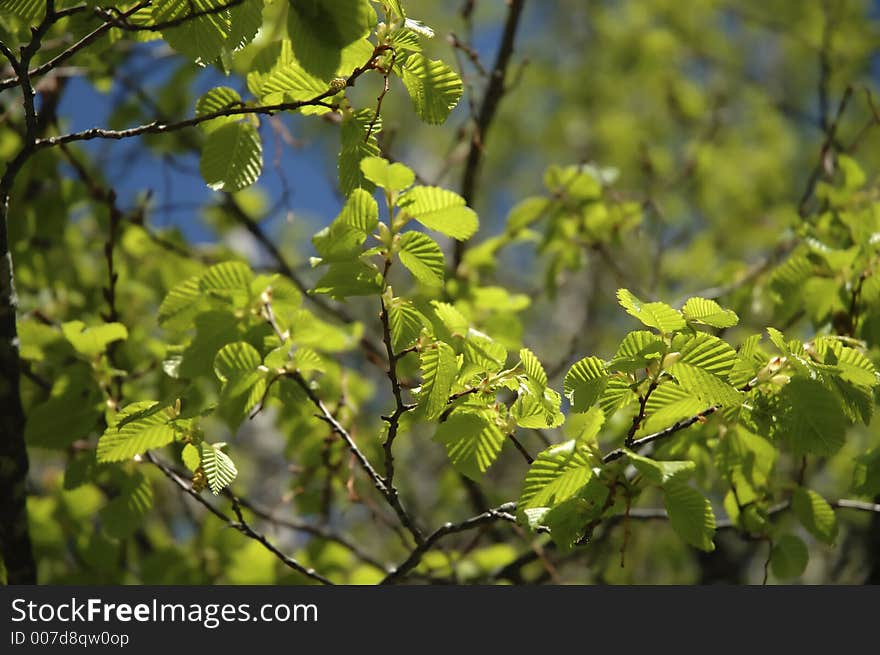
[4,0,880,585]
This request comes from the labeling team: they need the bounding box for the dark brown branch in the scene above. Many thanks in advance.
[231,496,388,572]
[35,98,338,148]
[0,0,69,586]
[230,500,334,585]
[145,453,332,584]
[797,85,853,217]
[35,46,387,150]
[508,432,534,464]
[603,406,719,464]
[453,0,527,271]
[381,503,517,584]
[0,1,151,93]
[98,0,245,32]
[261,300,423,546]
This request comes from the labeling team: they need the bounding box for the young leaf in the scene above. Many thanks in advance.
[627,452,696,486]
[313,261,383,299]
[199,442,238,494]
[564,356,609,412]
[777,378,847,456]
[400,54,463,124]
[100,474,153,539]
[387,299,429,351]
[666,362,742,407]
[158,275,203,330]
[792,488,838,544]
[682,297,740,328]
[770,535,809,579]
[200,122,263,192]
[518,439,596,510]
[195,86,243,133]
[398,186,478,239]
[519,348,548,388]
[398,232,445,286]
[433,410,505,479]
[338,188,380,232]
[419,342,457,419]
[675,332,738,376]
[339,109,381,195]
[360,157,415,192]
[663,480,716,552]
[61,321,128,358]
[97,401,176,462]
[617,288,686,333]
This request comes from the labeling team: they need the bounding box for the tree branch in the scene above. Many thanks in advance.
[453,0,527,271]
[145,452,332,584]
[603,406,719,464]
[381,503,517,584]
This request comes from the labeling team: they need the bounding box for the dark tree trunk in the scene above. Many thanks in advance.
[0,196,35,584]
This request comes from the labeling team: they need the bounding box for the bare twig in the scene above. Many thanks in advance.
[381,503,517,584]
[454,0,527,270]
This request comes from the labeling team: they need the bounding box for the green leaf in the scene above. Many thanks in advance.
[675,332,738,376]
[158,275,203,330]
[777,378,847,456]
[666,362,742,407]
[313,261,383,299]
[200,261,252,294]
[792,488,838,544]
[627,452,696,486]
[519,439,596,510]
[617,288,686,333]
[199,442,238,494]
[286,0,376,78]
[25,367,103,450]
[519,348,548,388]
[181,443,201,472]
[564,356,609,412]
[387,298,429,351]
[852,448,880,497]
[461,330,507,376]
[610,330,666,372]
[512,385,564,428]
[398,232,445,286]
[0,0,45,21]
[433,410,505,479]
[598,375,637,419]
[682,297,740,328]
[312,221,367,262]
[429,301,469,337]
[540,480,611,549]
[339,109,381,195]
[419,341,457,419]
[337,188,379,232]
[61,321,128,358]
[154,0,260,64]
[663,480,716,552]
[100,474,153,539]
[97,402,177,462]
[400,54,463,124]
[199,122,263,192]
[770,534,809,579]
[214,342,267,430]
[399,186,479,239]
[643,382,705,431]
[214,341,262,388]
[359,157,415,192]
[246,39,329,106]
[195,86,242,133]
[506,196,550,233]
